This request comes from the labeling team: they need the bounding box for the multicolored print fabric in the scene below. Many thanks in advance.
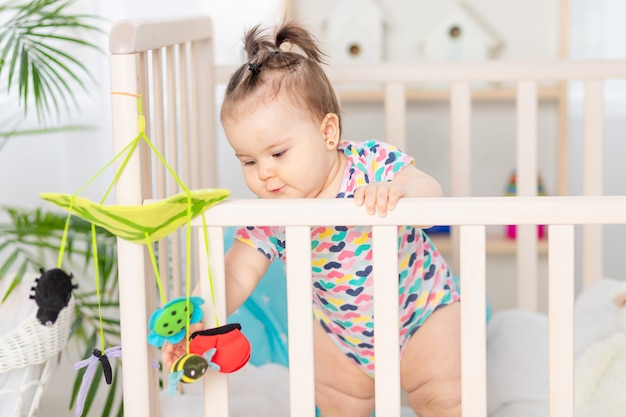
[234,140,460,375]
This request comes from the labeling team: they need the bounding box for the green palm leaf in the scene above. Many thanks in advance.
[0,0,103,122]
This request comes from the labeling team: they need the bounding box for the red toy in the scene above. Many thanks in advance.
[189,323,251,373]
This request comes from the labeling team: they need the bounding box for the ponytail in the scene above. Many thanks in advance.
[221,21,341,136]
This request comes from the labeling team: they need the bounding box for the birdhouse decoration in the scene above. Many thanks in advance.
[324,0,387,64]
[419,1,504,63]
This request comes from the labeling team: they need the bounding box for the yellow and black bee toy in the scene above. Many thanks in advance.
[167,348,220,395]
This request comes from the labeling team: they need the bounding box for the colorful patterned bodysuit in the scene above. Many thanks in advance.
[235,140,460,376]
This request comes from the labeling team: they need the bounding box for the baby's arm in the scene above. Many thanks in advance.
[354,165,443,217]
[162,240,269,370]
[223,239,271,315]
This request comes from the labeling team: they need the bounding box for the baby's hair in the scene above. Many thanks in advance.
[221,21,342,135]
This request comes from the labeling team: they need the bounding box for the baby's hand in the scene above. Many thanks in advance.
[354,183,405,217]
[162,339,186,372]
[161,322,204,371]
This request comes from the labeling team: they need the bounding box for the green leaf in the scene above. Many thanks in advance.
[1,259,28,303]
[0,248,20,278]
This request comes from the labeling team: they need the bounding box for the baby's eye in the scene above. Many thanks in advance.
[242,160,255,167]
[272,150,286,158]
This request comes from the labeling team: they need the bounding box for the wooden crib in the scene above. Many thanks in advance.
[108,15,626,417]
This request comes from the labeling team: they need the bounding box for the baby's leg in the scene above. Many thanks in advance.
[313,321,375,417]
[401,302,461,417]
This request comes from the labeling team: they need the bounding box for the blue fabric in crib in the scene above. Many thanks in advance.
[225,228,289,367]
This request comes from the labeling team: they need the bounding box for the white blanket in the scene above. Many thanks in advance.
[574,280,626,417]
[486,278,623,417]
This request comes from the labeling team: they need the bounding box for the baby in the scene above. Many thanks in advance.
[164,21,461,417]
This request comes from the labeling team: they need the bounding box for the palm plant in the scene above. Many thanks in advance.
[0,0,101,148]
[0,1,122,415]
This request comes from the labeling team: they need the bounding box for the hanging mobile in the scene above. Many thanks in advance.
[39,92,247,407]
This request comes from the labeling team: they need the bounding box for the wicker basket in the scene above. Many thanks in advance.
[0,282,74,417]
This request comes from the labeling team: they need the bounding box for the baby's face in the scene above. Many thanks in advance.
[224,94,338,199]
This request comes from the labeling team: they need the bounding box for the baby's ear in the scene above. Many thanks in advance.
[320,113,340,148]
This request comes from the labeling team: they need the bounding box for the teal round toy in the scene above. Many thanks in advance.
[147,296,204,347]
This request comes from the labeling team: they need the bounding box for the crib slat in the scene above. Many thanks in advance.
[372,225,401,415]
[192,37,217,188]
[166,44,180,189]
[138,52,154,195]
[151,48,174,296]
[450,82,472,198]
[516,81,537,195]
[583,80,603,194]
[166,45,183,291]
[189,40,201,189]
[582,80,604,287]
[285,226,316,417]
[460,225,487,417]
[516,81,539,311]
[202,227,229,417]
[152,48,167,199]
[384,83,406,151]
[178,43,191,187]
[140,51,163,415]
[450,82,472,275]
[548,225,574,417]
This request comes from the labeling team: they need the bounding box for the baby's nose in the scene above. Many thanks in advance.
[258,161,275,180]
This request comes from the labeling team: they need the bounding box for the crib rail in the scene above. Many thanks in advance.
[108,15,626,417]
[197,195,626,417]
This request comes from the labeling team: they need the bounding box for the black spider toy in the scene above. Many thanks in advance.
[30,267,78,326]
